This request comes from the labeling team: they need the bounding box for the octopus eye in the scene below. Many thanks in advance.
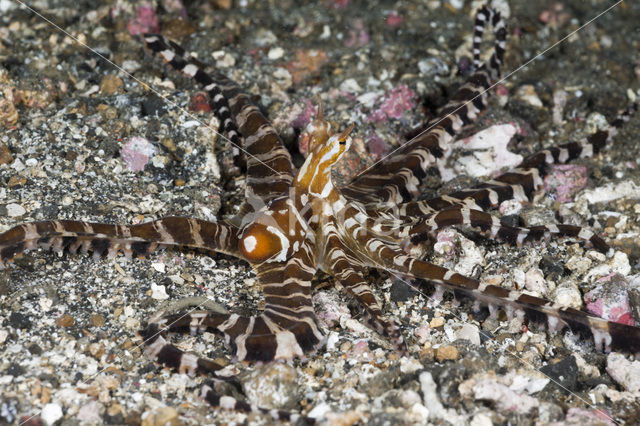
[239,223,286,263]
[339,140,346,145]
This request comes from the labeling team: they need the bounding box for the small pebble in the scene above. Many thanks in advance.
[286,49,328,85]
[400,389,422,407]
[456,324,480,346]
[163,17,196,40]
[499,199,522,216]
[125,317,140,329]
[325,331,340,351]
[0,89,18,127]
[0,143,13,165]
[6,203,26,217]
[212,50,235,68]
[540,356,578,391]
[55,314,75,328]
[552,89,568,125]
[470,413,493,426]
[386,11,404,27]
[10,158,24,172]
[307,403,332,420]
[89,314,106,327]
[606,352,640,392]
[419,371,445,418]
[272,68,292,89]
[141,406,180,426]
[152,155,167,168]
[417,57,449,76]
[150,283,169,300]
[414,323,430,344]
[77,400,102,422]
[7,363,24,376]
[88,343,105,359]
[514,84,543,107]
[400,357,423,374]
[419,345,435,363]
[189,93,211,113]
[436,345,459,362]
[430,317,445,328]
[41,403,63,425]
[5,173,22,187]
[339,78,362,93]
[99,74,124,95]
[366,84,415,123]
[409,403,430,420]
[9,312,31,329]
[525,267,547,295]
[122,60,141,73]
[0,399,17,423]
[243,363,300,410]
[313,291,350,328]
[268,46,284,59]
[151,262,165,273]
[553,283,582,309]
[168,275,184,285]
[142,96,166,116]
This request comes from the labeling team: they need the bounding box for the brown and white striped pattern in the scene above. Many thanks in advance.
[400,257,639,354]
[404,206,610,253]
[141,241,323,363]
[2,5,640,422]
[387,104,637,218]
[342,6,506,204]
[321,220,406,353]
[144,34,295,211]
[0,217,240,269]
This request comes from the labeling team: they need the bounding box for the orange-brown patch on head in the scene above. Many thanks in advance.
[239,223,283,263]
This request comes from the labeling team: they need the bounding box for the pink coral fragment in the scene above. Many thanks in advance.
[127,5,160,36]
[584,274,635,326]
[120,136,156,172]
[386,12,404,27]
[538,3,571,27]
[284,99,317,157]
[347,339,373,361]
[344,19,370,48]
[495,84,509,98]
[544,164,587,203]
[367,130,390,159]
[291,99,317,130]
[312,292,350,328]
[561,407,615,426]
[366,84,416,123]
[161,0,186,15]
